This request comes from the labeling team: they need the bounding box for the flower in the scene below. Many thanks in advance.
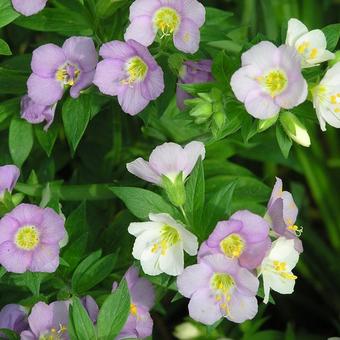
[177,254,259,325]
[127,141,205,185]
[267,177,303,253]
[125,0,206,54]
[0,304,28,334]
[286,18,334,68]
[198,210,271,270]
[0,204,66,273]
[128,213,198,276]
[20,301,69,340]
[114,266,155,339]
[258,237,299,304]
[177,60,214,110]
[11,0,47,16]
[27,37,98,106]
[312,62,340,131]
[20,95,57,130]
[81,296,99,324]
[93,39,164,115]
[230,41,307,119]
[0,164,20,198]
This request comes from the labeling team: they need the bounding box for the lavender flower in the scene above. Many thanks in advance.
[267,178,303,253]
[177,254,259,325]
[114,266,155,339]
[127,141,205,185]
[20,95,57,130]
[27,37,98,106]
[0,304,28,334]
[198,210,271,270]
[0,165,20,198]
[125,0,206,54]
[230,41,307,119]
[0,204,66,273]
[11,0,47,16]
[81,296,99,324]
[177,60,214,110]
[20,301,69,340]
[93,40,164,115]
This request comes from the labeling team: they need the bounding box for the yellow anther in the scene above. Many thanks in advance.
[287,224,303,237]
[335,108,340,113]
[150,225,180,256]
[281,272,298,280]
[15,225,40,250]
[273,260,287,272]
[309,48,318,59]
[297,42,309,54]
[154,7,180,37]
[331,95,337,104]
[258,69,288,97]
[130,303,138,316]
[121,56,148,85]
[220,233,245,259]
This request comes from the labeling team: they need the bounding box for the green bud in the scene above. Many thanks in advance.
[328,51,340,67]
[184,98,203,107]
[162,173,186,207]
[189,102,213,123]
[258,115,279,132]
[213,111,226,130]
[280,111,311,147]
[197,92,212,102]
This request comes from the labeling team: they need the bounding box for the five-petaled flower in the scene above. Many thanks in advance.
[128,213,198,276]
[125,0,206,54]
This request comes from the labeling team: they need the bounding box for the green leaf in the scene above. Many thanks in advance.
[0,97,20,124]
[322,23,340,51]
[110,187,176,220]
[0,328,20,340]
[34,123,59,157]
[9,117,34,167]
[276,123,293,159]
[0,67,27,94]
[0,0,19,28]
[97,280,130,340]
[69,297,97,340]
[212,51,238,84]
[0,38,11,55]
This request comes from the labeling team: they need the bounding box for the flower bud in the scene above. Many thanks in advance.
[162,173,186,207]
[173,322,201,339]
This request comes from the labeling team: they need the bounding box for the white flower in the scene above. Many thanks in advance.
[258,237,299,304]
[286,18,334,68]
[312,62,340,131]
[128,213,198,276]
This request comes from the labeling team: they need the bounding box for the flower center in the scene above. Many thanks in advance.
[56,62,81,86]
[219,233,245,258]
[329,92,340,114]
[296,41,319,60]
[130,303,138,316]
[121,56,148,85]
[153,7,181,37]
[287,224,303,237]
[210,273,235,316]
[151,225,180,256]
[39,324,67,340]
[258,69,288,97]
[272,260,297,280]
[14,225,40,251]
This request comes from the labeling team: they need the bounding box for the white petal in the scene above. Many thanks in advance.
[140,247,162,276]
[149,213,178,226]
[241,41,277,70]
[132,229,161,259]
[159,243,184,276]
[286,18,308,46]
[322,62,340,85]
[128,221,162,237]
[183,141,206,179]
[180,228,198,256]
[263,272,295,296]
[263,277,271,304]
[126,158,161,184]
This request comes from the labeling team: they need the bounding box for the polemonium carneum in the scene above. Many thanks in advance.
[0,304,28,334]
[198,210,271,270]
[258,237,299,304]
[125,0,205,54]
[0,164,20,198]
[27,37,98,106]
[312,62,340,131]
[81,296,99,324]
[267,177,303,253]
[128,213,198,276]
[127,141,205,185]
[286,18,334,68]
[177,254,259,325]
[20,95,57,130]
[11,0,47,16]
[0,204,66,273]
[114,266,155,339]
[94,40,164,115]
[20,301,69,340]
[177,60,213,110]
[230,41,307,119]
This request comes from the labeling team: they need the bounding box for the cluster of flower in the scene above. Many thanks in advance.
[126,141,303,325]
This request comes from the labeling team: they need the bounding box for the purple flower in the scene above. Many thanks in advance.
[267,177,303,253]
[0,204,66,273]
[27,37,98,106]
[0,165,20,198]
[230,41,307,119]
[177,254,259,325]
[11,0,47,16]
[20,95,57,130]
[198,210,271,270]
[113,266,155,339]
[0,304,28,334]
[93,40,164,115]
[177,60,214,110]
[81,296,99,324]
[125,0,206,54]
[20,301,69,340]
[127,141,205,185]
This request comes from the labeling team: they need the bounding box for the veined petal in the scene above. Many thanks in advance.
[227,292,258,323]
[159,243,184,276]
[286,18,308,46]
[132,229,161,259]
[129,0,160,20]
[126,158,161,184]
[140,247,162,276]
[182,0,206,27]
[183,141,206,179]
[140,67,165,100]
[128,222,162,237]
[99,41,135,60]
[125,16,157,47]
[174,19,200,54]
[241,41,277,70]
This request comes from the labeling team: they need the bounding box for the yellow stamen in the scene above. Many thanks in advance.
[121,56,148,85]
[130,303,138,316]
[273,261,297,280]
[220,233,245,258]
[309,48,318,59]
[153,7,180,37]
[287,224,303,237]
[14,225,40,250]
[211,273,235,316]
[297,42,309,54]
[151,225,180,256]
[258,69,288,97]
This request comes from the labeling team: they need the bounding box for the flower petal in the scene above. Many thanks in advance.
[39,208,65,244]
[30,244,60,273]
[286,18,308,46]
[183,141,205,178]
[140,247,162,276]
[242,41,277,70]
[130,278,155,310]
[0,215,19,244]
[28,302,53,336]
[128,222,162,238]
[141,67,165,100]
[132,229,161,259]
[228,292,258,323]
[174,19,200,54]
[11,0,47,16]
[125,16,156,47]
[129,0,160,19]
[159,243,184,276]
[70,70,95,98]
[118,83,150,115]
[0,241,32,273]
[99,41,135,61]
[239,237,271,270]
[126,158,161,184]
[9,203,43,227]
[182,0,206,27]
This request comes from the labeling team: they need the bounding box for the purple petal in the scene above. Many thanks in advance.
[126,40,158,71]
[9,204,43,227]
[31,44,65,78]
[174,19,200,54]
[176,86,191,111]
[135,306,153,338]
[0,215,19,244]
[201,254,238,276]
[0,241,32,273]
[70,70,95,98]
[126,158,162,184]
[183,141,205,178]
[30,244,60,273]
[39,208,65,244]
[125,16,156,47]
[12,0,47,16]
[20,331,36,340]
[268,198,287,235]
[81,296,99,323]
[0,304,28,332]
[62,37,98,72]
[268,177,283,209]
[129,0,160,19]
[241,41,277,70]
[182,0,206,27]
[235,268,259,296]
[0,164,20,195]
[50,301,69,328]
[206,220,243,248]
[27,74,64,106]
[28,302,53,336]
[130,277,155,310]
[239,237,271,270]
[281,191,298,226]
[141,67,165,100]
[197,241,216,260]
[99,41,135,61]
[228,292,258,323]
